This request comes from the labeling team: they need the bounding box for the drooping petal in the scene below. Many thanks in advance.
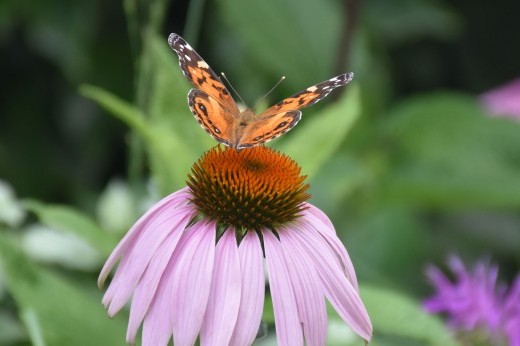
[291,223,372,341]
[141,232,195,346]
[302,209,359,291]
[142,272,176,346]
[98,187,190,287]
[230,231,265,346]
[263,230,304,346]
[103,205,195,316]
[303,203,334,230]
[279,229,327,346]
[171,221,216,346]
[200,230,241,346]
[126,226,185,342]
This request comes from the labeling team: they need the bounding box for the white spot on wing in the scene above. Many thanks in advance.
[198,61,209,68]
[307,86,318,92]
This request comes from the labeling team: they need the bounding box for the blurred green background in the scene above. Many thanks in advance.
[1,0,519,345]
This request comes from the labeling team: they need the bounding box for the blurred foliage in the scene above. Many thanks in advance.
[1,0,520,345]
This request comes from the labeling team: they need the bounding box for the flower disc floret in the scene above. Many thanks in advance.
[187,146,310,231]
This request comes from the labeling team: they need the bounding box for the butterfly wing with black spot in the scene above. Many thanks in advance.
[236,73,354,148]
[238,111,302,149]
[188,89,235,146]
[260,72,354,117]
[168,33,239,115]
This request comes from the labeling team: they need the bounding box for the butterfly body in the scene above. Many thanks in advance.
[169,33,353,150]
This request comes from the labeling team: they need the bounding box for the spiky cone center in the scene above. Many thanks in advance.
[187,146,310,235]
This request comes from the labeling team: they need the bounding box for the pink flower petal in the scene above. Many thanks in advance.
[126,226,185,342]
[302,207,359,291]
[103,205,194,316]
[171,221,216,346]
[141,257,176,346]
[230,231,265,346]
[98,187,190,287]
[303,202,334,230]
[263,230,304,346]
[279,229,327,346]
[290,223,372,341]
[142,280,175,346]
[200,230,241,346]
[141,230,198,346]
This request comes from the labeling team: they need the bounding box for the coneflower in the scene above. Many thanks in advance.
[99,146,372,346]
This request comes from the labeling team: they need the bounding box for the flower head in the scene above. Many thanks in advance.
[424,255,520,346]
[99,146,372,346]
[187,146,309,232]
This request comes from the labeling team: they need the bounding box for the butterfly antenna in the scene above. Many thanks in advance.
[253,76,286,110]
[220,72,247,107]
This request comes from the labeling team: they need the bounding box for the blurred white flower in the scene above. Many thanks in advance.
[22,224,101,271]
[327,319,358,345]
[138,178,162,215]
[253,334,277,346]
[96,179,135,234]
[0,180,26,228]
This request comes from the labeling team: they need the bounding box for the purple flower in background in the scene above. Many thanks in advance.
[480,78,520,119]
[503,277,520,346]
[99,146,372,346]
[424,255,520,346]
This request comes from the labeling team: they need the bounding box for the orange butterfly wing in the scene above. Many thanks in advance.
[237,111,301,149]
[237,73,354,148]
[168,34,239,114]
[188,89,236,146]
[261,72,354,117]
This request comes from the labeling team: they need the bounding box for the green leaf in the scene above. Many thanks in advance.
[381,93,520,208]
[262,294,275,324]
[342,210,428,291]
[80,83,188,193]
[79,85,151,140]
[80,34,216,195]
[217,0,342,86]
[20,309,45,346]
[276,84,361,179]
[23,200,118,256]
[0,232,127,346]
[145,126,199,193]
[360,284,457,346]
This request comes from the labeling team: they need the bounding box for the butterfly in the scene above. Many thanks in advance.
[168,33,354,150]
